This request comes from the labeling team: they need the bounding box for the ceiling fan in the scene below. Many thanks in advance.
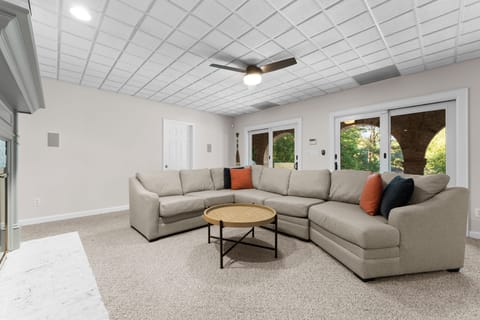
[210,57,297,86]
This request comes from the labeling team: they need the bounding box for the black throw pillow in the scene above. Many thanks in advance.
[380,175,414,219]
[223,167,243,189]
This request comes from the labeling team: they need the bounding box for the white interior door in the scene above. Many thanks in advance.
[163,119,193,170]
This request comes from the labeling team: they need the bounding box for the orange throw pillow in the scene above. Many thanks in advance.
[360,173,383,216]
[230,167,253,190]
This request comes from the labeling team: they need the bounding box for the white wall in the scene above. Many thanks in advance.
[18,79,234,222]
[234,58,480,235]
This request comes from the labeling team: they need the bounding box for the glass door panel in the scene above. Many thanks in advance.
[250,131,269,167]
[339,117,381,172]
[390,109,446,175]
[273,128,295,169]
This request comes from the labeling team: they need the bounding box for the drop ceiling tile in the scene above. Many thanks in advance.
[338,12,374,36]
[381,11,417,36]
[398,64,425,75]
[424,48,455,62]
[139,17,172,40]
[124,43,152,59]
[384,27,418,47]
[389,39,420,56]
[32,21,57,41]
[424,26,458,47]
[425,56,455,69]
[457,48,480,62]
[62,18,96,40]
[463,1,480,21]
[178,15,212,39]
[149,1,187,27]
[100,16,134,40]
[193,0,230,26]
[341,58,365,70]
[323,40,351,56]
[60,61,84,73]
[311,58,336,71]
[168,30,197,50]
[119,0,153,11]
[31,6,57,28]
[332,50,359,64]
[96,32,127,50]
[326,0,366,24]
[90,52,116,66]
[255,41,283,57]
[420,10,459,35]
[372,0,413,23]
[396,57,423,69]
[368,57,393,69]
[321,66,343,77]
[92,43,121,60]
[257,13,292,38]
[289,40,317,57]
[297,13,332,37]
[346,65,369,76]
[347,27,380,48]
[457,39,480,54]
[217,14,251,38]
[236,0,275,26]
[300,50,327,64]
[202,30,232,50]
[417,0,460,23]
[460,29,480,45]
[131,31,162,50]
[362,49,390,63]
[461,17,480,33]
[190,42,218,58]
[35,35,58,51]
[424,38,456,55]
[394,48,422,63]
[61,32,92,51]
[275,28,305,48]
[312,28,343,48]
[60,54,85,67]
[106,0,143,26]
[281,0,319,24]
[239,29,269,48]
[222,42,251,58]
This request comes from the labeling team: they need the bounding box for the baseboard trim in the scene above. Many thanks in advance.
[469,231,480,239]
[19,205,129,226]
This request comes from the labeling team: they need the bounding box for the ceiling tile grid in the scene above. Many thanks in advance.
[25,0,480,116]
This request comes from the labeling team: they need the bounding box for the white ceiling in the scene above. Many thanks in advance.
[19,0,480,115]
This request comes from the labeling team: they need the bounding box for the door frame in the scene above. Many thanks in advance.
[329,88,468,188]
[244,118,302,169]
[163,119,195,170]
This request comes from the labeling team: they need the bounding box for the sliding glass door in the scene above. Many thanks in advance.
[335,101,456,182]
[249,123,299,169]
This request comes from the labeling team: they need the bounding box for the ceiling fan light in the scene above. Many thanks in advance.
[243,73,262,86]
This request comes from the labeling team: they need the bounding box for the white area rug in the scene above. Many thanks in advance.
[0,232,109,320]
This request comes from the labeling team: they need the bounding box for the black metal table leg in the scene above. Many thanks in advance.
[274,215,278,258]
[220,220,224,269]
[252,226,255,238]
[207,223,211,243]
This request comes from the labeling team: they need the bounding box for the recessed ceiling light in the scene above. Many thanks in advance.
[69,6,92,21]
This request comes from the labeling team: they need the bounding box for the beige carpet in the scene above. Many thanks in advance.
[22,211,480,320]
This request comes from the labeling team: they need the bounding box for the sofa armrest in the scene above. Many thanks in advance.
[388,187,469,273]
[129,177,160,240]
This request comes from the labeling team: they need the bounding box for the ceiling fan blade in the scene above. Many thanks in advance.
[260,57,297,73]
[210,64,246,73]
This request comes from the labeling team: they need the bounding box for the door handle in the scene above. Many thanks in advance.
[294,162,298,170]
[165,164,168,169]
[334,162,338,170]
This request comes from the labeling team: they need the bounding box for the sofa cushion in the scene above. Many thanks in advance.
[259,167,291,195]
[210,168,224,190]
[180,169,214,194]
[288,170,330,199]
[233,189,282,204]
[309,201,400,249]
[380,176,414,219]
[186,190,234,207]
[265,196,324,218]
[329,170,370,204]
[382,172,449,204]
[137,171,183,197]
[230,167,253,189]
[251,165,263,188]
[360,173,383,216]
[158,195,205,218]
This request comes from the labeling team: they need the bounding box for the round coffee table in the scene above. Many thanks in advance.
[203,203,278,269]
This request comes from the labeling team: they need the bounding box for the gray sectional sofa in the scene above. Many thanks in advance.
[129,166,469,280]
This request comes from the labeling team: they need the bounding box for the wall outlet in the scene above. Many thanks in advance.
[33,198,40,207]
[475,208,480,219]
